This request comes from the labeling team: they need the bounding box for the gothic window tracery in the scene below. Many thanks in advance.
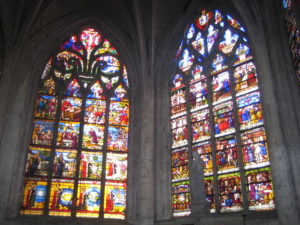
[20,28,129,220]
[170,10,275,217]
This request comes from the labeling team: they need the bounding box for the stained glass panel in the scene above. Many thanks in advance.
[190,79,208,111]
[205,176,216,213]
[186,24,195,40]
[22,27,130,218]
[82,124,105,150]
[192,32,205,56]
[172,165,189,182]
[241,127,270,169]
[109,101,129,126]
[60,97,82,122]
[20,178,48,215]
[234,43,253,66]
[76,180,101,218]
[170,87,186,118]
[212,72,231,104]
[190,64,206,82]
[39,77,56,95]
[172,125,188,148]
[218,173,243,212]
[57,122,80,148]
[85,99,106,124]
[170,9,274,216]
[25,147,51,177]
[49,179,74,216]
[213,101,235,137]
[52,149,77,178]
[196,10,212,31]
[171,115,187,130]
[172,147,189,168]
[34,95,57,120]
[245,167,275,211]
[65,79,82,97]
[172,181,191,217]
[95,56,120,74]
[214,10,223,25]
[103,181,126,219]
[80,151,103,179]
[219,29,239,55]
[107,126,128,151]
[192,120,210,143]
[227,15,245,32]
[234,62,258,96]
[31,120,54,146]
[80,28,101,57]
[211,54,228,75]
[215,135,238,174]
[106,153,127,181]
[178,49,194,72]
[88,81,104,99]
[207,25,219,53]
[112,85,127,101]
[173,74,184,88]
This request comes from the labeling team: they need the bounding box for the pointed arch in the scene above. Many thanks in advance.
[170,9,275,216]
[20,27,129,220]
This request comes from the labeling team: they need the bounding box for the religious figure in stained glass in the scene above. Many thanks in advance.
[170,9,275,217]
[21,28,129,220]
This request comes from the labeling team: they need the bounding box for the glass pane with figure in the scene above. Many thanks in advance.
[104,181,126,219]
[60,97,82,122]
[245,167,275,211]
[234,62,258,96]
[52,149,77,178]
[25,147,51,177]
[84,99,106,125]
[20,178,48,215]
[212,72,231,104]
[31,120,54,146]
[215,135,239,174]
[49,179,74,216]
[213,101,235,137]
[241,127,270,169]
[34,95,57,120]
[218,173,243,213]
[56,122,80,148]
[82,124,105,150]
[172,180,191,217]
[76,180,101,218]
[80,151,103,179]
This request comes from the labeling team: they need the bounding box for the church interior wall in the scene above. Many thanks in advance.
[0,1,299,225]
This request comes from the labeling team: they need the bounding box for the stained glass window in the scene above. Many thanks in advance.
[20,28,129,220]
[170,10,275,216]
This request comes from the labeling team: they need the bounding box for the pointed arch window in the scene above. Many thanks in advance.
[20,28,129,220]
[170,10,275,217]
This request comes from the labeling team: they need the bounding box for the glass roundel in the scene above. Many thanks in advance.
[170,10,275,217]
[20,28,129,220]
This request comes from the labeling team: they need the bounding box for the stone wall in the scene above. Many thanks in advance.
[0,1,299,225]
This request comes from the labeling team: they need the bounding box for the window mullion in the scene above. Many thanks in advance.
[98,96,111,218]
[70,87,87,217]
[43,90,64,216]
[228,63,249,213]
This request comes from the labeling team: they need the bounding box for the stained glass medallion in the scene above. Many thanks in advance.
[21,27,129,219]
[170,9,274,216]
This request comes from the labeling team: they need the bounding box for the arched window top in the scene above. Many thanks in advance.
[41,27,129,97]
[20,27,129,220]
[170,10,275,217]
[174,9,251,80]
